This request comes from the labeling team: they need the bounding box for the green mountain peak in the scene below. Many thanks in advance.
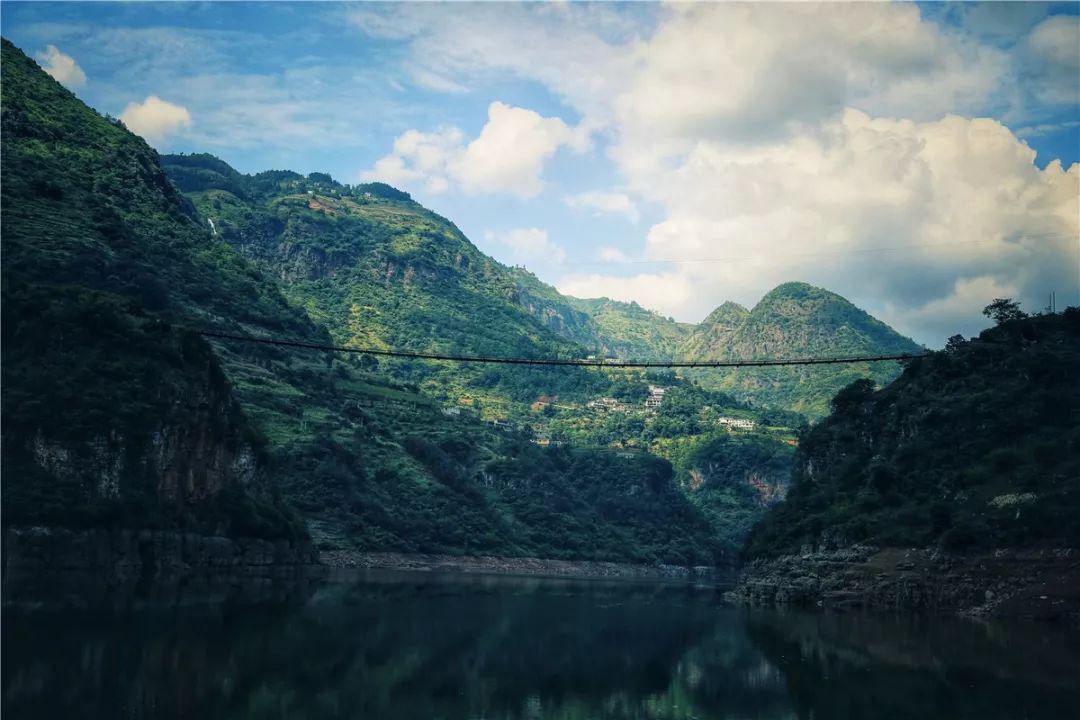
[682,282,920,417]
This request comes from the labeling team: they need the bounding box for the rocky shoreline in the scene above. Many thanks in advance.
[725,545,1080,621]
[2,526,325,610]
[321,549,732,585]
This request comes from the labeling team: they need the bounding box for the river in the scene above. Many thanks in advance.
[4,570,1078,719]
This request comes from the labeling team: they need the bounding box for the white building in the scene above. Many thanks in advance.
[718,416,756,430]
[587,397,625,412]
[644,386,667,410]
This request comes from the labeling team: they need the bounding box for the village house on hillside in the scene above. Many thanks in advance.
[531,435,565,447]
[644,386,667,411]
[718,416,756,430]
[587,397,626,412]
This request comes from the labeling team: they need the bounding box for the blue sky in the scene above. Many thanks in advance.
[3,1,1078,346]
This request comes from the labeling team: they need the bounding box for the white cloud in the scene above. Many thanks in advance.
[486,227,566,266]
[119,95,192,144]
[581,111,1079,345]
[354,3,1079,343]
[362,127,464,194]
[879,275,1022,345]
[564,191,639,222]
[608,3,1012,186]
[558,270,695,319]
[407,64,469,93]
[1016,120,1080,139]
[347,3,643,124]
[598,246,629,263]
[361,101,587,197]
[35,45,86,88]
[1023,15,1080,106]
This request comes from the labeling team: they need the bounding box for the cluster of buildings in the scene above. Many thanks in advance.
[586,397,626,412]
[581,385,669,414]
[644,386,667,411]
[717,416,756,431]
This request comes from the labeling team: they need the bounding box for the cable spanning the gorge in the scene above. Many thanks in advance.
[197,329,929,368]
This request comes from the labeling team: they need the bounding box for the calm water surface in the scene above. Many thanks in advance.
[4,570,1079,719]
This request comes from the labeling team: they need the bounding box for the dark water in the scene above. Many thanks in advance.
[4,571,1079,720]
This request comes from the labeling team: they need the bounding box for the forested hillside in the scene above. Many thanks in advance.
[161,151,812,556]
[162,152,615,415]
[683,283,923,417]
[0,40,742,566]
[0,38,308,538]
[1,37,929,568]
[745,308,1080,558]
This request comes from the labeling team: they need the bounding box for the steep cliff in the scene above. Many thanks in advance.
[733,308,1080,617]
[0,39,307,539]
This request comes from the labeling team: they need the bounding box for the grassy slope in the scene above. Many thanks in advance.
[745,309,1080,558]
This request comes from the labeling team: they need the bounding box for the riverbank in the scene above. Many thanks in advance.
[2,526,325,610]
[726,545,1080,621]
[321,549,732,584]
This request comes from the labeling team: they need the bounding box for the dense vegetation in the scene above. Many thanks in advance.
[0,40,750,562]
[682,283,922,418]
[159,151,812,558]
[745,308,1080,558]
[0,39,306,538]
[4,37,935,566]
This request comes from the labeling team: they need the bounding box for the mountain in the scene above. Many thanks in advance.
[0,42,742,574]
[745,308,1080,559]
[161,153,613,412]
[679,301,750,359]
[730,308,1080,617]
[0,39,328,540]
[565,296,694,361]
[682,283,922,417]
[161,152,826,558]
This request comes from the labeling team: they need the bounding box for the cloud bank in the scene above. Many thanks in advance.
[362,101,588,197]
[355,2,1079,344]
[120,95,191,144]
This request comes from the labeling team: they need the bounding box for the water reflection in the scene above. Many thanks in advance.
[4,570,1078,719]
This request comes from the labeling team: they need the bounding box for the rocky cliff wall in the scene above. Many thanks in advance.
[2,526,325,610]
[726,545,1080,621]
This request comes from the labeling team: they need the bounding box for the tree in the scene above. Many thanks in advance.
[830,378,875,414]
[945,334,966,352]
[983,298,1026,325]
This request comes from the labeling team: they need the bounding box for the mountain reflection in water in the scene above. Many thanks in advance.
[4,570,1079,719]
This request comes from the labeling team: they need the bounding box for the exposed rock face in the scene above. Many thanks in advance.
[727,546,1080,621]
[321,550,734,585]
[2,527,325,610]
[8,334,280,532]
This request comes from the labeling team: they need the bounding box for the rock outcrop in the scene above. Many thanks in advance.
[322,550,733,585]
[727,546,1080,621]
[2,526,325,610]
